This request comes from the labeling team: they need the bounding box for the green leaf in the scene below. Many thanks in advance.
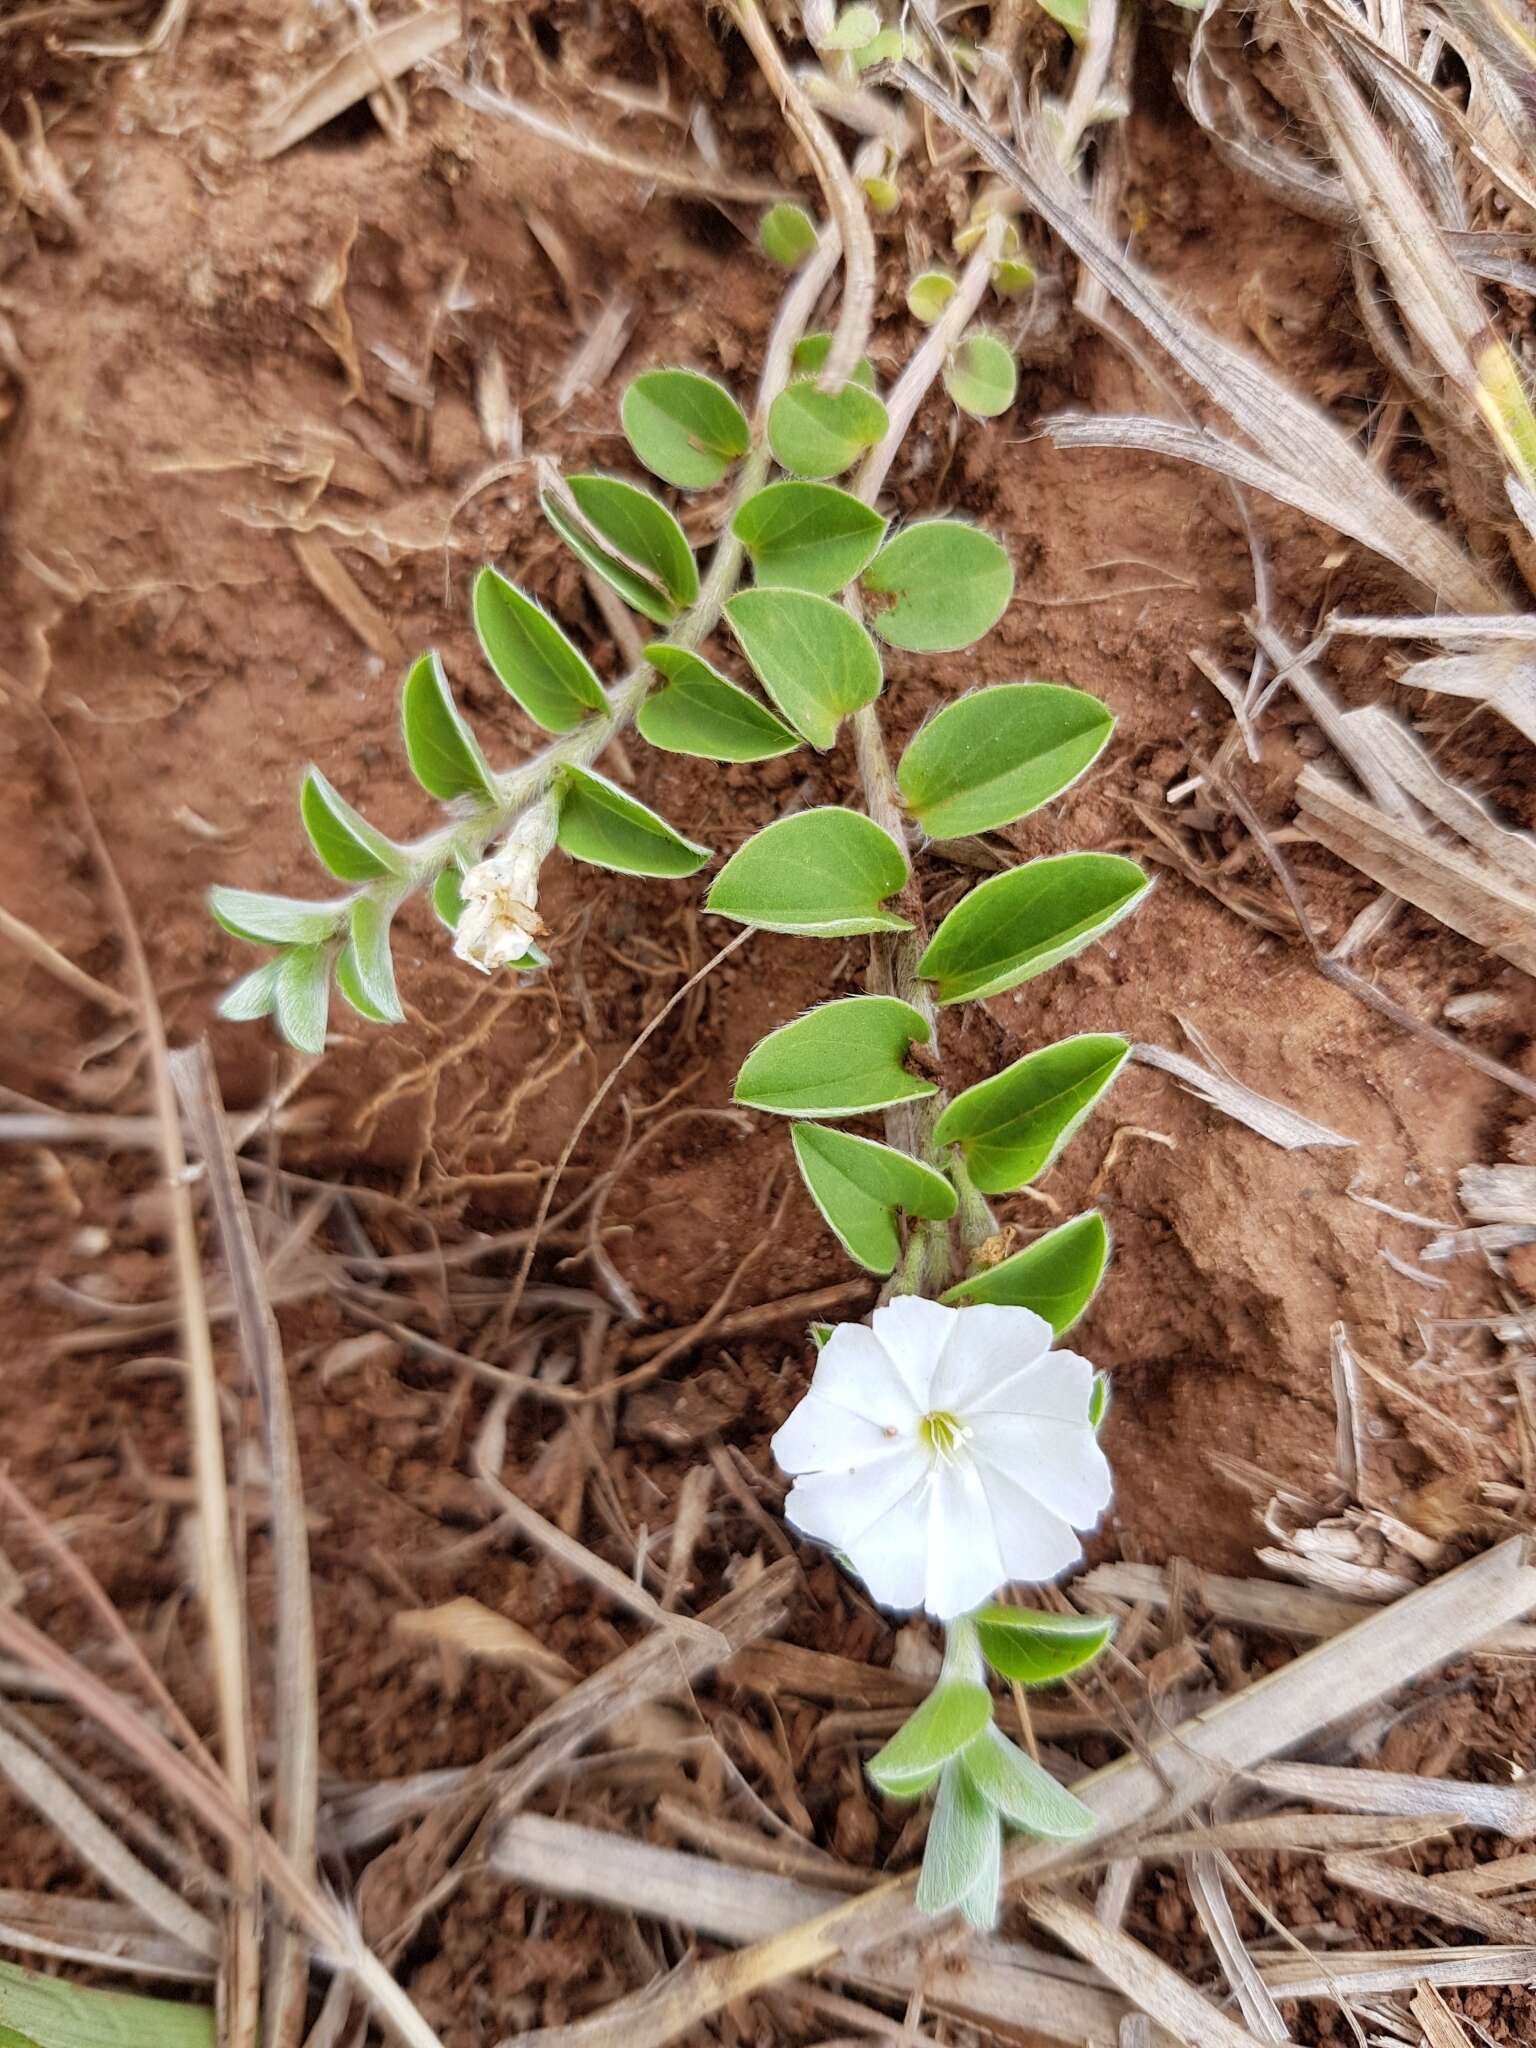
[345,896,404,1023]
[899,684,1111,835]
[823,2,881,48]
[973,1607,1115,1688]
[1089,1372,1109,1429]
[400,652,499,805]
[541,491,677,627]
[961,1725,1095,1837]
[854,26,907,67]
[472,570,607,733]
[993,256,1036,297]
[299,767,404,881]
[867,1681,993,1797]
[272,945,331,1055]
[734,995,936,1117]
[622,369,750,490]
[555,766,710,878]
[792,1124,957,1273]
[907,270,957,324]
[208,886,347,946]
[335,943,390,1021]
[761,202,819,267]
[919,853,1151,1005]
[1034,0,1089,40]
[933,1033,1129,1193]
[944,332,1017,418]
[725,587,883,748]
[916,1760,1002,1928]
[791,334,877,390]
[706,808,910,936]
[942,1210,1108,1332]
[567,474,699,607]
[432,865,465,931]
[768,378,888,481]
[863,523,1015,655]
[862,172,900,212]
[216,959,282,1022]
[732,481,887,595]
[0,1959,215,2048]
[637,643,799,762]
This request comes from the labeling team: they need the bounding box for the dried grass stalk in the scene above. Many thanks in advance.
[1132,1039,1356,1150]
[252,6,461,160]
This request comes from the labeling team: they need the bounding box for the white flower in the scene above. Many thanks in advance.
[453,830,547,974]
[772,1297,1111,1621]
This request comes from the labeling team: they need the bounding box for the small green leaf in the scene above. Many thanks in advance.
[725,587,883,748]
[768,377,888,481]
[622,369,750,490]
[919,853,1151,1005]
[216,959,282,1022]
[567,474,699,607]
[299,767,404,881]
[792,1124,957,1273]
[761,202,819,267]
[272,945,331,1055]
[0,1958,216,2048]
[401,652,499,805]
[208,887,348,946]
[541,491,677,627]
[707,808,910,936]
[1034,0,1089,40]
[732,480,887,595]
[637,643,799,761]
[944,332,1018,419]
[907,271,957,324]
[973,1607,1115,1688]
[822,2,881,48]
[734,995,936,1117]
[862,172,900,212]
[335,943,390,1021]
[864,522,1014,655]
[961,1725,1095,1837]
[432,865,465,931]
[854,26,907,66]
[345,896,404,1023]
[934,1034,1129,1194]
[899,683,1111,834]
[1089,1372,1109,1429]
[472,570,607,733]
[867,1681,993,1797]
[942,1210,1108,1332]
[993,256,1036,297]
[555,765,710,878]
[791,334,877,390]
[916,1759,1002,1928]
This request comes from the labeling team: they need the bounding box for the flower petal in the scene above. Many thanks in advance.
[843,1474,931,1612]
[810,1322,922,1430]
[928,1303,1056,1413]
[772,1392,898,1475]
[971,1458,1084,1584]
[870,1296,957,1410]
[963,1345,1096,1424]
[783,1445,927,1551]
[970,1415,1112,1527]
[922,1456,1006,1620]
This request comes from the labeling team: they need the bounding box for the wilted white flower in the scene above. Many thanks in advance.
[453,814,550,974]
[772,1297,1111,1621]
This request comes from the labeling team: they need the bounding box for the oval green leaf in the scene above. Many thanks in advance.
[822,2,881,48]
[637,643,799,762]
[272,945,331,1055]
[864,522,1014,655]
[899,683,1111,836]
[621,369,750,490]
[768,378,889,481]
[867,1680,993,1798]
[934,1033,1129,1194]
[432,865,465,931]
[208,887,348,947]
[725,587,883,749]
[907,270,957,324]
[792,1123,957,1274]
[567,474,699,607]
[917,1758,1001,1928]
[734,995,936,1117]
[760,201,819,267]
[960,1726,1095,1837]
[942,1209,1108,1332]
[472,569,607,733]
[944,331,1017,419]
[919,853,1150,1006]
[973,1607,1114,1687]
[299,767,404,881]
[541,491,677,626]
[346,896,404,1023]
[732,481,887,596]
[216,959,282,1023]
[401,651,499,805]
[792,334,877,389]
[555,765,710,878]
[707,808,910,936]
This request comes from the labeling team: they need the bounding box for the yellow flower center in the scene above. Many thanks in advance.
[919,1410,968,1462]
